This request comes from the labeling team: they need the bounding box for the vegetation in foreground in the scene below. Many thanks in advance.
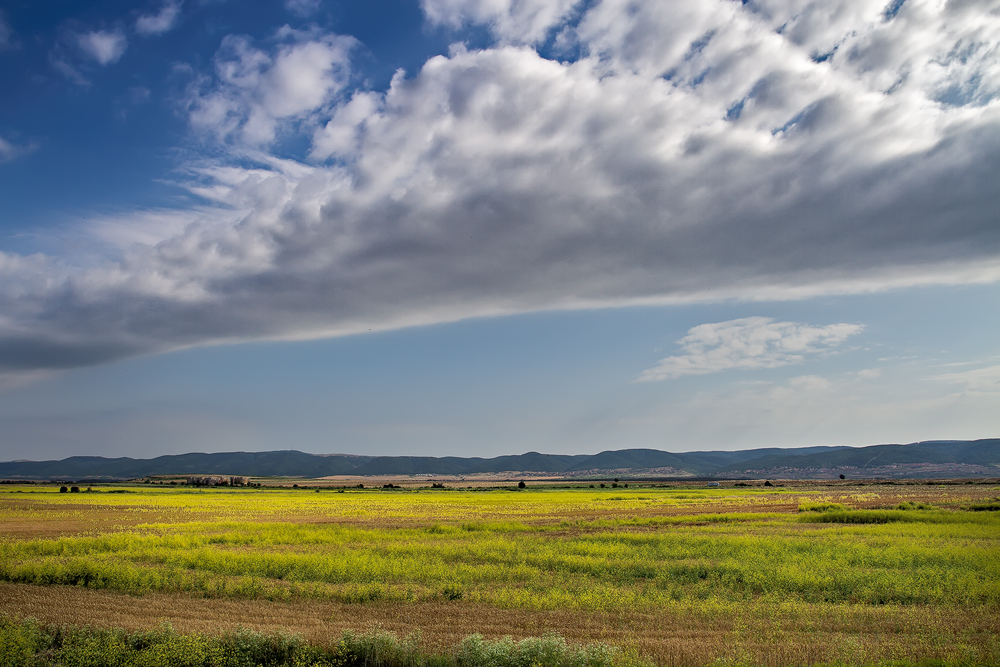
[1,482,998,666]
[0,616,640,667]
[1,614,993,667]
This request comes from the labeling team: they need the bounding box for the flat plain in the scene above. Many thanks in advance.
[1,480,998,666]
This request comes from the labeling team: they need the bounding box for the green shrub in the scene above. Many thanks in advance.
[897,501,936,510]
[442,583,464,600]
[798,508,977,525]
[0,616,49,667]
[797,501,846,513]
[964,500,1000,512]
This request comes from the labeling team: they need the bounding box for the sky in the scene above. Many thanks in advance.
[0,0,998,461]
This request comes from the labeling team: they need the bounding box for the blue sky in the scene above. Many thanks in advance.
[1,0,998,461]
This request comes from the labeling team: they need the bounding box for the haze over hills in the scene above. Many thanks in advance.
[1,440,997,481]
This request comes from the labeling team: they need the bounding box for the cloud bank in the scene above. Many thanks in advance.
[3,0,1000,380]
[637,317,863,381]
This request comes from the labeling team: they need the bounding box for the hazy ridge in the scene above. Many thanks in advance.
[1,439,997,481]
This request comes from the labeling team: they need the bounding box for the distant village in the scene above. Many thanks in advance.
[186,476,250,487]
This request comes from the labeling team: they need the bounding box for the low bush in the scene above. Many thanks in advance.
[897,501,936,510]
[964,499,1000,512]
[797,501,846,513]
[798,509,970,525]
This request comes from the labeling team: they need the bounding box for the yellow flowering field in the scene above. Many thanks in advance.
[1,481,998,666]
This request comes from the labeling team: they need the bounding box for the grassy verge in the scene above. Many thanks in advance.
[3,614,997,667]
[0,616,644,667]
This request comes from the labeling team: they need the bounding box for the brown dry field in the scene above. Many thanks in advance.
[2,582,997,667]
[2,480,998,666]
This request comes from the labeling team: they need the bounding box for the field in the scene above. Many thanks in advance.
[1,480,998,666]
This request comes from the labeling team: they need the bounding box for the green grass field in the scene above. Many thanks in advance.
[1,482,998,666]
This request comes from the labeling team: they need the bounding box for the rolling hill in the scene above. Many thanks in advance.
[1,439,997,481]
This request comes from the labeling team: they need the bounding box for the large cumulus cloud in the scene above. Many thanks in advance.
[2,0,999,380]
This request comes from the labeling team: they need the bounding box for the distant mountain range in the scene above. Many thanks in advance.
[1,439,998,481]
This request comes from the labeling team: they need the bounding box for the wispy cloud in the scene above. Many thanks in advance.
[84,205,245,252]
[0,369,54,392]
[77,29,127,65]
[136,2,182,36]
[637,318,864,382]
[0,135,37,163]
[935,364,1000,393]
[0,10,15,50]
[114,85,152,119]
[50,55,90,85]
[284,0,321,18]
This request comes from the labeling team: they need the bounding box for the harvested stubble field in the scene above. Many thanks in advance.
[1,481,998,666]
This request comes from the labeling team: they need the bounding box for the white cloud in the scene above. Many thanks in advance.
[637,318,864,381]
[84,206,246,252]
[2,0,1000,376]
[422,0,582,44]
[136,2,182,36]
[186,31,356,145]
[574,0,1000,112]
[77,29,127,65]
[311,91,380,160]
